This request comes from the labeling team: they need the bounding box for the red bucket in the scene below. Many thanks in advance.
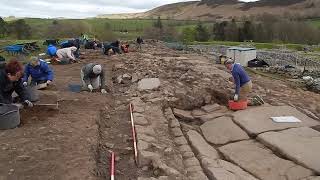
[228,100,248,110]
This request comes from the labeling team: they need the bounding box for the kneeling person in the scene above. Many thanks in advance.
[23,57,54,86]
[0,60,33,107]
[81,63,107,94]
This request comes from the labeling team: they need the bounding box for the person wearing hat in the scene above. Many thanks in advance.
[23,57,54,87]
[81,63,107,94]
[224,58,264,105]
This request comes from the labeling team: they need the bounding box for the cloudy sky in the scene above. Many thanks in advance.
[0,0,257,18]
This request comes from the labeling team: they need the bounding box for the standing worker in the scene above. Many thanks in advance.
[81,63,107,94]
[224,58,263,105]
[23,57,54,86]
[137,36,143,50]
[0,59,33,107]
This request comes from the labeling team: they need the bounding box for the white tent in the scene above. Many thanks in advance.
[226,47,256,67]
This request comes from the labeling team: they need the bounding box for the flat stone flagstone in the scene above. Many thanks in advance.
[172,108,194,121]
[202,159,258,180]
[186,130,220,159]
[302,177,320,180]
[201,104,222,113]
[198,112,227,123]
[138,78,161,91]
[200,116,250,145]
[219,140,314,180]
[233,106,320,135]
[258,127,320,174]
[186,130,257,180]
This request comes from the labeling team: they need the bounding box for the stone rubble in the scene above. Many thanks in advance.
[114,41,320,180]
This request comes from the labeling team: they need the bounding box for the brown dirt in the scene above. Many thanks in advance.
[250,73,320,119]
[0,49,144,180]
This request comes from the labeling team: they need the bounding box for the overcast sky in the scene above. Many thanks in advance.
[0,0,257,19]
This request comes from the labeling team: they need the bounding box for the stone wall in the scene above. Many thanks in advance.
[185,45,320,74]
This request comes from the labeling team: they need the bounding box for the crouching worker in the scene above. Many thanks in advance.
[0,60,33,107]
[121,43,129,53]
[224,58,264,105]
[23,57,54,86]
[56,46,78,63]
[81,63,107,94]
[47,44,57,57]
[103,41,121,55]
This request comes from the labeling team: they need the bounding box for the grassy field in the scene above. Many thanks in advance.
[308,19,320,28]
[19,18,201,40]
[189,41,313,51]
[0,40,46,63]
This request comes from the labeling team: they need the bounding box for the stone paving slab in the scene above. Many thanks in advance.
[202,159,258,180]
[138,78,161,91]
[302,177,320,180]
[197,112,227,123]
[172,108,194,121]
[233,106,320,135]
[258,127,320,174]
[201,104,222,113]
[186,130,220,159]
[186,130,256,180]
[219,140,314,180]
[200,116,250,145]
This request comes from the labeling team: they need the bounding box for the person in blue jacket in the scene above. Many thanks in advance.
[225,58,264,105]
[23,57,54,86]
[47,44,57,57]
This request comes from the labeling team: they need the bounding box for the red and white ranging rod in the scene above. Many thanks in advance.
[110,151,115,180]
[129,103,138,165]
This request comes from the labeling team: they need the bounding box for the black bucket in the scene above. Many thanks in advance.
[0,103,20,130]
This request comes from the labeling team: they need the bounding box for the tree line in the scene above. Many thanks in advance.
[1,15,320,45]
[144,15,320,45]
[0,18,31,39]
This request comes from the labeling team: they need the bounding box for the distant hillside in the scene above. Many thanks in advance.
[98,0,320,20]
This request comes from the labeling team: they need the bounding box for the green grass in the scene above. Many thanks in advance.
[308,19,320,28]
[20,18,200,40]
[189,40,308,51]
[0,40,46,63]
[314,47,320,52]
